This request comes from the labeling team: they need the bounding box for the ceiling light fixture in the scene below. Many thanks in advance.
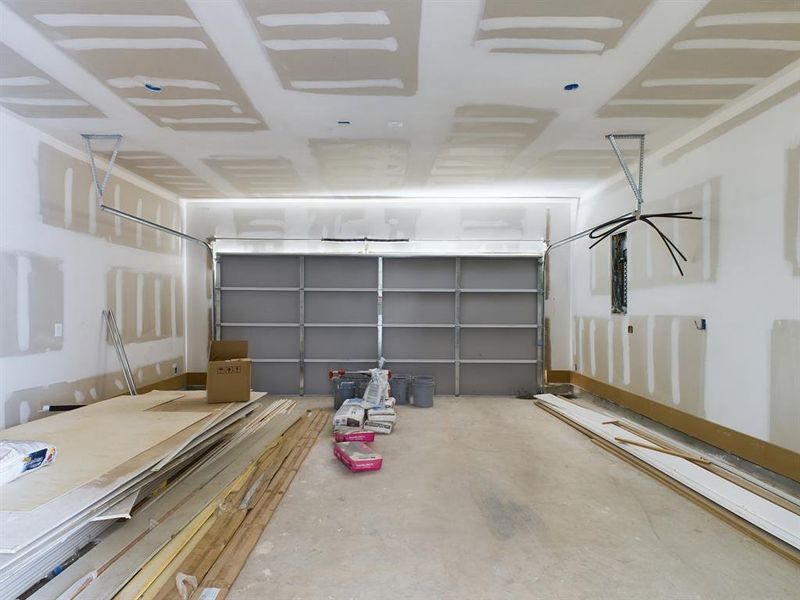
[387,120,404,128]
[144,82,162,92]
[337,120,351,125]
[564,82,580,91]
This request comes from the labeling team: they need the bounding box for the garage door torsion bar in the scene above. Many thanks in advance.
[82,134,218,341]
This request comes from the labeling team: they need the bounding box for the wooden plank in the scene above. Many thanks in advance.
[190,410,326,600]
[535,398,800,565]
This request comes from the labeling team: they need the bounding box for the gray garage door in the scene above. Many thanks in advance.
[218,255,542,396]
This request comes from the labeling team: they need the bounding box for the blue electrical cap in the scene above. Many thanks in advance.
[564,83,580,91]
[144,83,162,93]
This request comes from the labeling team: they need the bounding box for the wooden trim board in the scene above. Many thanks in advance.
[549,371,800,484]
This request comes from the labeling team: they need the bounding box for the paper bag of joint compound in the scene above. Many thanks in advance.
[362,368,390,406]
[332,404,365,429]
[0,440,57,485]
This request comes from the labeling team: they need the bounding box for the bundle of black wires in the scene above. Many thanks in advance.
[588,211,702,276]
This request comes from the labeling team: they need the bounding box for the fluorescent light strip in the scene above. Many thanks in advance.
[476,38,605,52]
[0,76,49,86]
[695,12,800,27]
[291,78,403,89]
[673,39,800,51]
[34,14,200,27]
[480,16,622,30]
[160,117,260,124]
[0,97,88,106]
[108,76,220,90]
[607,98,726,106]
[258,11,389,27]
[454,116,538,124]
[56,38,207,50]
[128,98,238,107]
[134,165,186,170]
[641,77,765,87]
[450,132,528,138]
[263,37,398,51]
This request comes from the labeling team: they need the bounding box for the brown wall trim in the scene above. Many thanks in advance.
[136,372,187,394]
[566,371,800,483]
[186,371,207,387]
[545,369,572,383]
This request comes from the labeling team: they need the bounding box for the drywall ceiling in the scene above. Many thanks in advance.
[1,0,798,199]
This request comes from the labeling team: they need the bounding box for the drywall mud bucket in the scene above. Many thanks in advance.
[334,380,356,410]
[411,375,435,408]
[390,375,410,405]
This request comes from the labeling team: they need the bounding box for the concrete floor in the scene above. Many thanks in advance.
[228,396,800,600]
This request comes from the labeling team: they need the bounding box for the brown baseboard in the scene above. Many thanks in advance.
[564,371,799,483]
[186,371,207,387]
[545,369,572,383]
[135,372,187,394]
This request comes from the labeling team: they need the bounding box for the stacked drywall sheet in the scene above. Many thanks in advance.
[28,408,326,600]
[534,394,800,555]
[0,390,283,599]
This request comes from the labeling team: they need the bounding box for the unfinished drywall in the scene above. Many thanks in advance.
[0,111,185,428]
[770,320,799,454]
[572,84,800,453]
[184,199,573,377]
[0,250,64,357]
[787,145,800,275]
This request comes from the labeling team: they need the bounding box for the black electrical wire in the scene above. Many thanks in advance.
[587,210,702,277]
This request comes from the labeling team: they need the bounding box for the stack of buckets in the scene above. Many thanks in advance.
[389,374,434,408]
[333,373,435,409]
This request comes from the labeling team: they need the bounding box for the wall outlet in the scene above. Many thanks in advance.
[173,363,178,375]
[627,325,634,334]
[54,323,63,337]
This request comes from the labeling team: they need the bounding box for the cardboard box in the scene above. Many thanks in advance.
[334,441,382,472]
[206,340,252,403]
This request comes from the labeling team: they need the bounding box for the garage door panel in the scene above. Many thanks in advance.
[383,292,454,324]
[460,293,536,325]
[460,258,537,289]
[305,327,377,360]
[221,290,299,323]
[221,325,299,359]
[383,328,454,360]
[383,257,455,288]
[460,364,536,396]
[304,256,377,288]
[461,329,535,360]
[221,255,300,288]
[252,362,300,394]
[305,291,377,324]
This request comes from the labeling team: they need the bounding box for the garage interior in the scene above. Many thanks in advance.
[0,1,799,598]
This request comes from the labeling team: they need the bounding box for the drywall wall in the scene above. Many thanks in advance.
[0,111,185,428]
[183,199,573,377]
[571,88,800,454]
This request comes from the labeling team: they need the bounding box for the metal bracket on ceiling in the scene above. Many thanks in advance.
[82,133,122,203]
[606,133,645,214]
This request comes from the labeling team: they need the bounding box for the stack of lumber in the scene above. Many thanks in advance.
[0,391,302,599]
[534,394,800,564]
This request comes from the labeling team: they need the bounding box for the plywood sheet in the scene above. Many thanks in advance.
[0,392,208,510]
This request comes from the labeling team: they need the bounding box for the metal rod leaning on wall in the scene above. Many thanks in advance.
[82,134,219,342]
[103,309,137,395]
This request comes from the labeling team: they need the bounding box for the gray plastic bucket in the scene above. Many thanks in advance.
[411,375,435,408]
[333,380,356,409]
[390,375,410,405]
